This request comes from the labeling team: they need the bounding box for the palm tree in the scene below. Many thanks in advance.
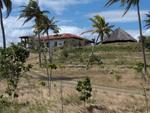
[105,0,147,80]
[81,15,113,68]
[38,15,59,95]
[0,0,12,49]
[145,12,150,29]
[82,15,114,43]
[19,0,48,67]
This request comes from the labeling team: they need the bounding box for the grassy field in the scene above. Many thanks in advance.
[29,42,150,90]
[0,42,150,113]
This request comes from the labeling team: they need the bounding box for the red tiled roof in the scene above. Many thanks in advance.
[19,33,93,42]
[41,33,85,41]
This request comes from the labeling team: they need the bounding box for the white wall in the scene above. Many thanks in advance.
[48,39,65,48]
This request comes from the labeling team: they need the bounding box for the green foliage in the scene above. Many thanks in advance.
[89,54,103,65]
[134,62,144,73]
[62,48,69,58]
[145,12,150,29]
[76,77,92,104]
[0,97,27,113]
[48,63,57,69]
[144,36,150,50]
[0,44,31,97]
[39,81,46,86]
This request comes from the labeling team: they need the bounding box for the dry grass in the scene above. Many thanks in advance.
[1,43,150,113]
[1,75,150,113]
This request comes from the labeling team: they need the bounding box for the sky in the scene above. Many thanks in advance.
[0,0,150,47]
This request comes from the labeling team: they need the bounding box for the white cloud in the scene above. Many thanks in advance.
[39,0,94,14]
[0,16,33,47]
[12,0,94,14]
[126,29,150,40]
[59,25,85,34]
[88,10,148,23]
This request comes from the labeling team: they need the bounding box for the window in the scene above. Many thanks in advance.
[54,41,57,47]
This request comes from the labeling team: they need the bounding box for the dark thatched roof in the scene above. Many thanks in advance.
[102,28,137,44]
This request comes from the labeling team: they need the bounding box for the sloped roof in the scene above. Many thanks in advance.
[41,33,93,42]
[102,28,137,44]
[41,33,82,40]
[19,33,94,43]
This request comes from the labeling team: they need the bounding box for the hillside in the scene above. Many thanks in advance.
[1,42,150,113]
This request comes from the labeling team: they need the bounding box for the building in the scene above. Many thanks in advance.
[19,33,93,48]
[102,28,137,44]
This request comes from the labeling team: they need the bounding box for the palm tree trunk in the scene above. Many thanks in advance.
[60,69,64,113]
[137,3,147,81]
[49,68,52,94]
[0,10,6,49]
[45,31,52,96]
[38,32,42,67]
[46,31,52,63]
[86,34,100,69]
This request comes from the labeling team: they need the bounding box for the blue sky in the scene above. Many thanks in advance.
[0,0,150,46]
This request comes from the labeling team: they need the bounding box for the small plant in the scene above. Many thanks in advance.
[134,63,144,73]
[89,54,102,65]
[39,81,46,86]
[113,74,122,81]
[76,77,92,106]
[62,48,69,58]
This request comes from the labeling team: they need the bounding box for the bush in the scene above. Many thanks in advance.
[144,36,150,50]
[0,44,31,97]
[76,77,92,106]
[89,55,103,65]
[0,97,27,113]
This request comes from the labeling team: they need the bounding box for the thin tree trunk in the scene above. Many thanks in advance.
[0,10,6,49]
[45,31,52,96]
[38,32,42,67]
[86,34,100,69]
[137,4,148,113]
[49,68,52,95]
[43,41,51,96]
[46,31,52,63]
[60,68,64,113]
[137,3,147,81]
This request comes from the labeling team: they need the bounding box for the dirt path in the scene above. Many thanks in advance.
[27,70,150,96]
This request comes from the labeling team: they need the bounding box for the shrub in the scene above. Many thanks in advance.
[0,44,32,97]
[144,36,150,50]
[89,55,103,65]
[76,77,92,106]
[113,74,122,81]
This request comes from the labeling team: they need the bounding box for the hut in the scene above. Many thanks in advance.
[102,28,137,44]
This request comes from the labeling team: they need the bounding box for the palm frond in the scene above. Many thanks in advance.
[105,0,119,7]
[3,0,12,17]
[105,0,139,16]
[80,30,94,35]
[145,12,150,29]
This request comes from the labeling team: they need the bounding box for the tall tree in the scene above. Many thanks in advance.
[105,0,147,79]
[0,0,12,49]
[19,0,48,67]
[38,15,59,95]
[36,15,59,64]
[81,15,113,69]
